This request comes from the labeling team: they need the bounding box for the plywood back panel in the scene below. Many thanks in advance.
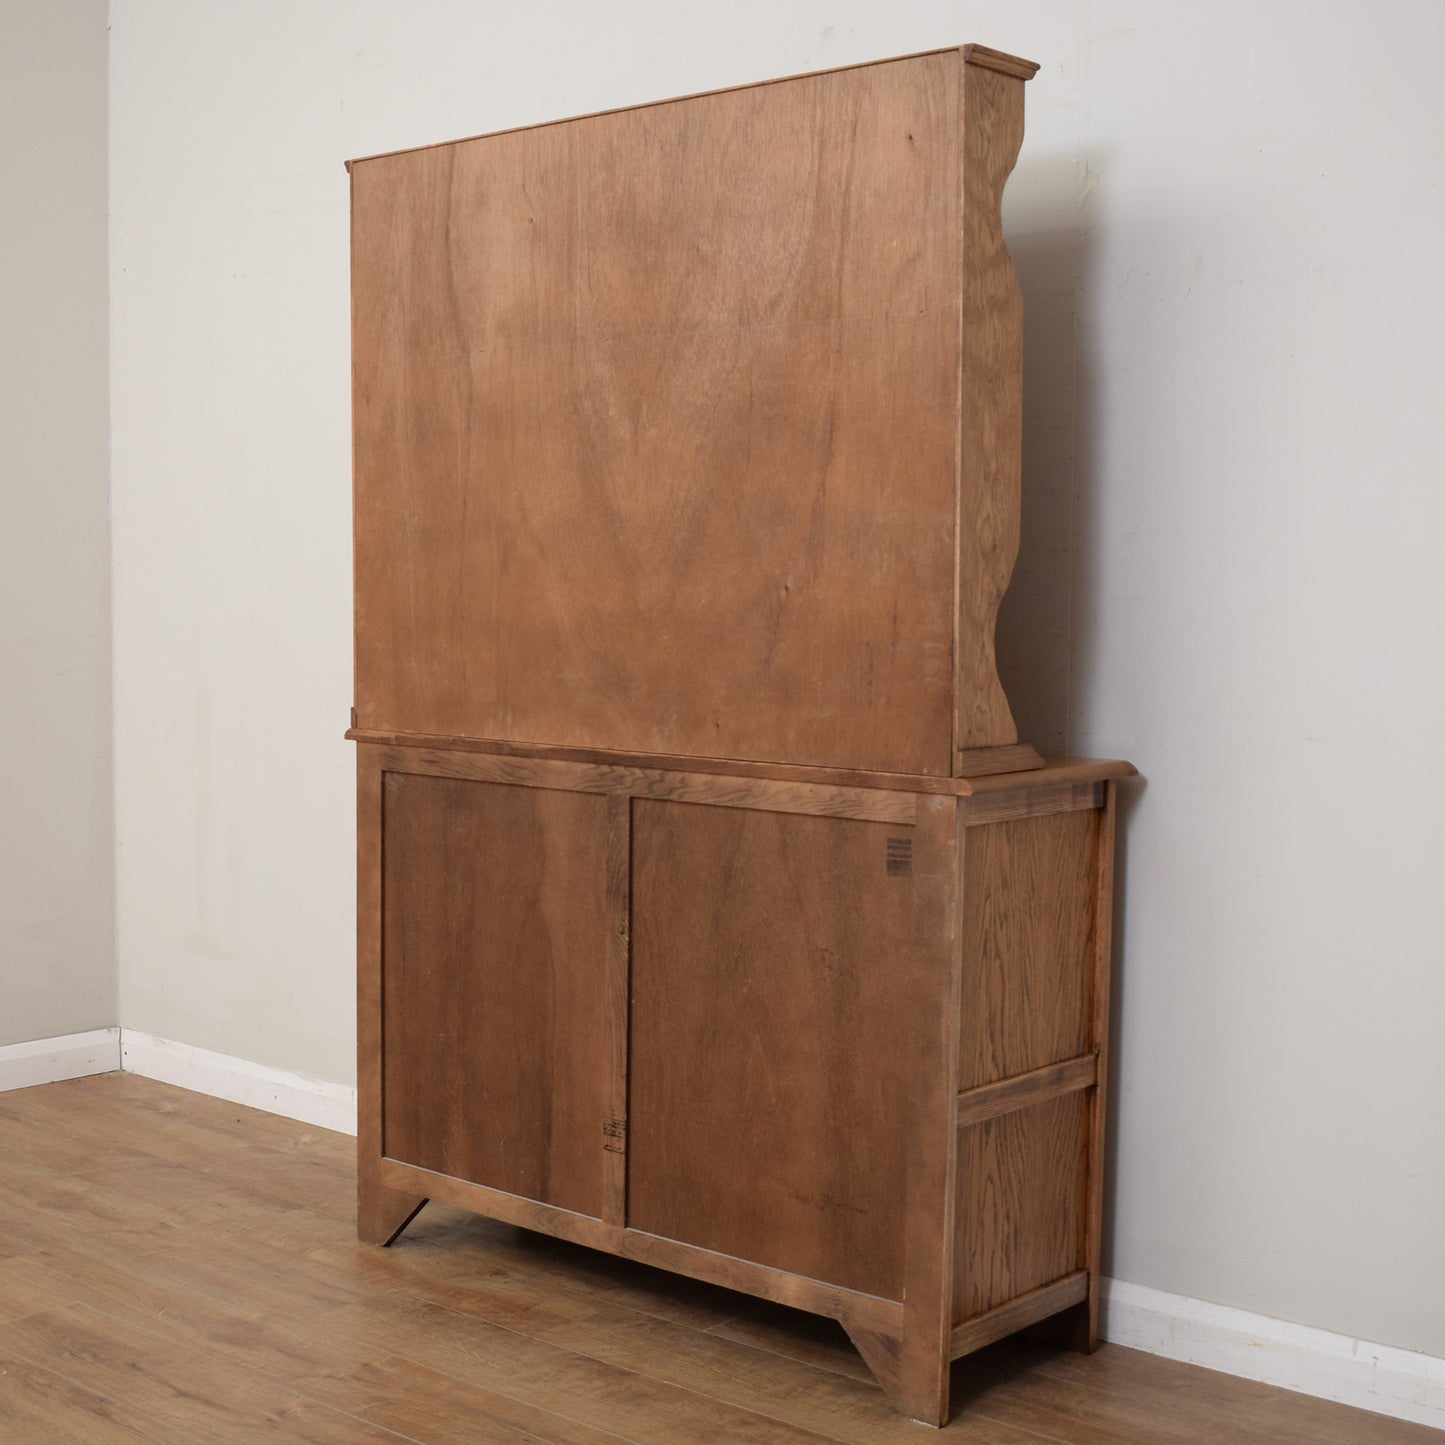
[380,772,609,1216]
[352,51,1001,775]
[628,800,918,1299]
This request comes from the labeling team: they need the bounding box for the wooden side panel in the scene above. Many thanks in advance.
[956,808,1099,1091]
[380,773,609,1217]
[954,57,1028,761]
[352,54,962,775]
[628,802,917,1300]
[953,1094,1085,1320]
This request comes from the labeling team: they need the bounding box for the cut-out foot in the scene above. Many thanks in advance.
[358,1182,428,1245]
[844,1323,949,1427]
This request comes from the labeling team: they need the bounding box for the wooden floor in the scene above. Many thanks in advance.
[0,1075,1433,1443]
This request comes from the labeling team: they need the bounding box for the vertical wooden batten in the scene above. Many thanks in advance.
[954,47,1038,770]
[355,748,428,1245]
[895,793,965,1425]
[1079,780,1120,1349]
[602,793,632,1229]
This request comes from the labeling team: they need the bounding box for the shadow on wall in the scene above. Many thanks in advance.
[997,152,1146,1278]
[995,150,1101,759]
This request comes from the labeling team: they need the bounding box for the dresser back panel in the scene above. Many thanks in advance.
[351,53,965,775]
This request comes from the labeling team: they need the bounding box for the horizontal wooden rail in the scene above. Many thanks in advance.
[370,745,918,824]
[950,1271,1089,1358]
[955,1053,1098,1130]
[959,780,1104,826]
[378,1157,904,1335]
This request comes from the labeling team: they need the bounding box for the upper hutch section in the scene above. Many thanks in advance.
[350,45,1039,777]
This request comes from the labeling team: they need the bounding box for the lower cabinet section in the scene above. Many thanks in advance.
[356,743,1130,1426]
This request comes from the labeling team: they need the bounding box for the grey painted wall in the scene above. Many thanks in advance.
[0,0,114,1045]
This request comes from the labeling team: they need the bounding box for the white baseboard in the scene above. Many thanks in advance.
[0,1027,121,1092]
[9,1028,1440,1430]
[1102,1277,1445,1430]
[119,1030,357,1136]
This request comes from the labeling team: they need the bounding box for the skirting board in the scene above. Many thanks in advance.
[1102,1278,1445,1431]
[4,1029,1440,1429]
[0,1027,121,1093]
[119,1030,358,1136]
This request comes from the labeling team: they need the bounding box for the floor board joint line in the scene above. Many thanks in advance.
[4,1074,1437,1442]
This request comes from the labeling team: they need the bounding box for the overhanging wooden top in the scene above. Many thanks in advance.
[344,44,1038,170]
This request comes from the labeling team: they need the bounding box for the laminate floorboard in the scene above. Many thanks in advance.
[0,1074,1433,1442]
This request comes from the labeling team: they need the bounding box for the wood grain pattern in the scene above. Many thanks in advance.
[353,53,964,775]
[602,794,631,1228]
[957,741,1044,776]
[960,779,1104,826]
[950,1271,1087,1357]
[351,48,1040,776]
[355,750,430,1245]
[955,1053,1097,1130]
[355,740,1129,1416]
[896,793,965,1425]
[7,1074,1429,1444]
[375,1157,905,1337]
[1078,781,1120,1350]
[628,801,918,1301]
[962,757,1137,795]
[954,50,1028,762]
[345,41,1141,1423]
[351,727,1036,790]
[535,1305,963,1445]
[0,1305,408,1444]
[380,773,610,1216]
[956,808,1100,1091]
[840,1325,902,1399]
[375,744,918,822]
[954,1094,1086,1321]
[354,731,1135,797]
[959,45,1042,81]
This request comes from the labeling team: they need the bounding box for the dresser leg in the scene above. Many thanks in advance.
[894,1331,952,1428]
[889,793,962,1427]
[1026,1295,1099,1354]
[358,1172,428,1246]
[845,1323,949,1427]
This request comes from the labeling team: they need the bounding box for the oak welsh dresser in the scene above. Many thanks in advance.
[346,44,1133,1426]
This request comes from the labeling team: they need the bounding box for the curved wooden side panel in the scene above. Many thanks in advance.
[954,52,1031,764]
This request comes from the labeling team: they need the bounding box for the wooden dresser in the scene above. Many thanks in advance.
[347,44,1132,1426]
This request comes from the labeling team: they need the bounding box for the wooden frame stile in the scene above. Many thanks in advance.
[1079,780,1119,1349]
[916,792,969,1424]
[602,793,631,1229]
[356,745,428,1245]
[849,792,966,1426]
